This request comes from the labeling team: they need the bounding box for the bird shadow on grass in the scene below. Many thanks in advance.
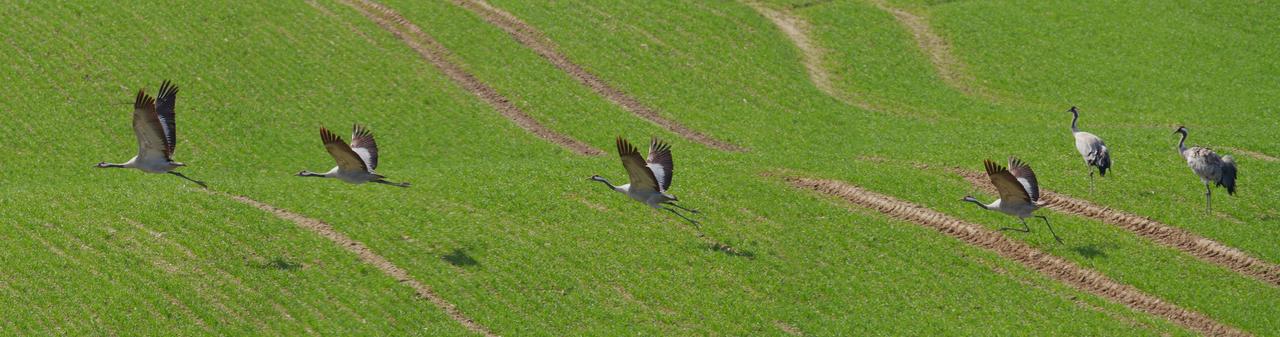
[704,242,756,260]
[1071,243,1113,259]
[251,256,303,271]
[442,248,479,267]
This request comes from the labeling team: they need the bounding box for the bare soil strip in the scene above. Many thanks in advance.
[865,0,1015,105]
[338,0,602,156]
[1222,147,1279,162]
[741,1,868,110]
[306,0,379,46]
[774,320,804,336]
[952,169,1280,287]
[865,1,966,89]
[218,192,499,337]
[786,176,1250,337]
[451,0,746,152]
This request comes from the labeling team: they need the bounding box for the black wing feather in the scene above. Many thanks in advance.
[350,124,379,170]
[154,80,179,156]
[647,137,674,192]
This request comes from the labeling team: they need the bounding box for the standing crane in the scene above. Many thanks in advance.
[95,81,205,187]
[961,157,1061,243]
[590,137,700,226]
[297,125,410,187]
[1174,126,1236,214]
[1068,106,1111,179]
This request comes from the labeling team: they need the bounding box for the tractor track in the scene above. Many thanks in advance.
[952,169,1280,288]
[450,0,746,152]
[338,0,602,156]
[786,176,1250,337]
[740,1,870,110]
[216,191,499,337]
[865,0,1026,106]
[1222,147,1279,162]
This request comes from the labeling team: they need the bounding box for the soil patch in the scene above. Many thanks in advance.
[787,176,1250,337]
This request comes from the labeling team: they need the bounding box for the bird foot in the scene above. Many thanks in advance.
[999,227,1029,232]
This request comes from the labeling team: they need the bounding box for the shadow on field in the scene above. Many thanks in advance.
[1072,244,1112,259]
[252,256,304,271]
[443,248,479,267]
[705,242,756,259]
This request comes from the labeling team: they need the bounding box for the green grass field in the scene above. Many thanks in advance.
[2,0,1276,335]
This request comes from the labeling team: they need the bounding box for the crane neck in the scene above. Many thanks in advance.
[591,176,619,191]
[1070,109,1080,133]
[962,197,990,210]
[1177,131,1188,153]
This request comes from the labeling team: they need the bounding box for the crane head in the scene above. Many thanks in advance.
[1173,126,1187,135]
[961,195,978,202]
[1067,106,1078,114]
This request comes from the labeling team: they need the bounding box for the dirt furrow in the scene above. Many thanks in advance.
[952,169,1280,287]
[786,176,1250,337]
[865,1,967,89]
[451,0,746,152]
[865,0,1022,105]
[1222,147,1279,162]
[742,1,861,108]
[306,0,378,46]
[218,192,499,337]
[338,0,602,156]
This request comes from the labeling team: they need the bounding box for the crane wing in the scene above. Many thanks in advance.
[1007,157,1040,202]
[646,137,673,192]
[1074,132,1105,162]
[154,80,179,157]
[350,124,379,170]
[321,127,369,173]
[984,159,1031,204]
[617,137,660,193]
[131,90,170,161]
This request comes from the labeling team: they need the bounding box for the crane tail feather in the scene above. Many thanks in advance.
[1219,155,1237,195]
[1096,150,1110,177]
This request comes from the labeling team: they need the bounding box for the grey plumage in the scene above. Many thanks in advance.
[297,124,409,187]
[1069,107,1111,177]
[1174,126,1237,214]
[95,81,205,187]
[962,157,1061,243]
[590,137,699,227]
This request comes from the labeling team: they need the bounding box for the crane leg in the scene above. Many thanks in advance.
[667,202,700,214]
[1089,171,1095,193]
[1204,182,1212,215]
[169,171,207,188]
[1037,215,1063,244]
[1081,164,1095,193]
[374,179,411,188]
[664,207,702,232]
[1000,219,1031,232]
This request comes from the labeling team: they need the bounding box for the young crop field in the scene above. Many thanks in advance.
[2,0,1276,335]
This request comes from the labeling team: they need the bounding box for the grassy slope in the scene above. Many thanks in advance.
[0,1,475,335]
[273,0,1173,335]
[473,0,1280,334]
[0,0,1274,336]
